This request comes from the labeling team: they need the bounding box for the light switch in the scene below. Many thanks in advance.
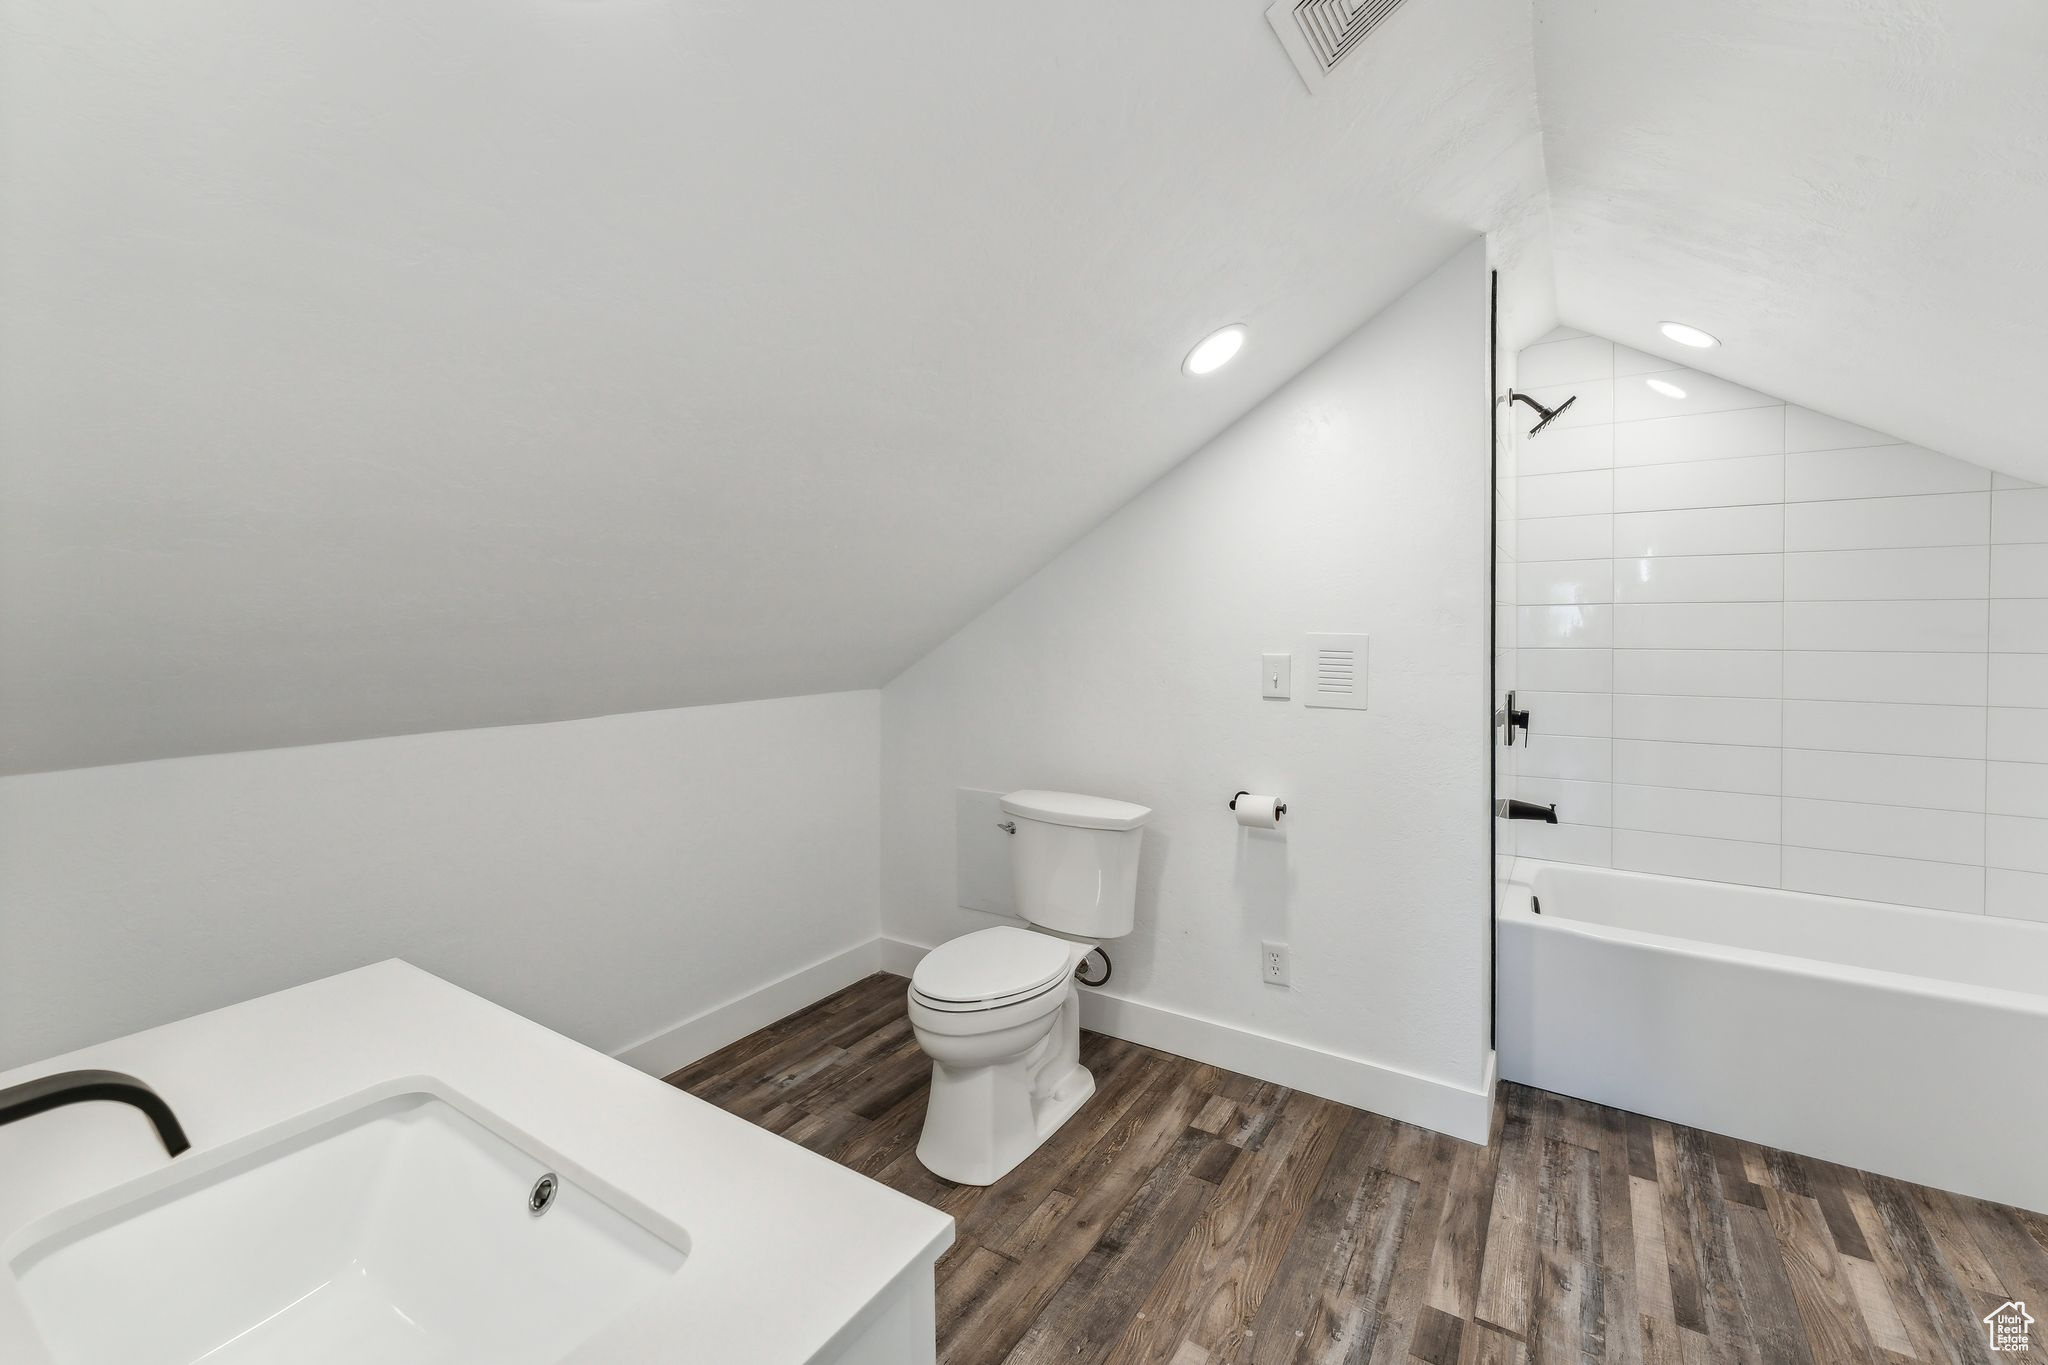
[1261,652,1291,699]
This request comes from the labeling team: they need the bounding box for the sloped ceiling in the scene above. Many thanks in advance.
[1534,0,2048,485]
[0,0,1547,773]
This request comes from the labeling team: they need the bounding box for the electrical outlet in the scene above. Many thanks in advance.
[1261,941,1290,987]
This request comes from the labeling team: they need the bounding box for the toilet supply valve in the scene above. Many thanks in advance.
[996,820,1016,834]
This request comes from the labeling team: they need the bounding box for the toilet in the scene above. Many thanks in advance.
[909,789,1151,1186]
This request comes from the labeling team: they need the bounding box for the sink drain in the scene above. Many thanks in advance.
[528,1172,558,1217]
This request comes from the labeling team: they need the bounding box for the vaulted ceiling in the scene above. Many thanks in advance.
[1535,0,2048,486]
[2,0,2042,775]
[0,0,1546,773]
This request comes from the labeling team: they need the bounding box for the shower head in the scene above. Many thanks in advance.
[1507,390,1577,437]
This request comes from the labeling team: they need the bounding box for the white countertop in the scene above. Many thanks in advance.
[0,961,954,1364]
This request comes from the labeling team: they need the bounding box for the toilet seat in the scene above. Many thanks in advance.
[909,927,1076,1014]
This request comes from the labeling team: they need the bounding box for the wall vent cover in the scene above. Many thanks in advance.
[1264,0,1413,92]
[1302,633,1370,711]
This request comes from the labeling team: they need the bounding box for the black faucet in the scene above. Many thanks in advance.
[0,1069,190,1157]
[1497,798,1558,824]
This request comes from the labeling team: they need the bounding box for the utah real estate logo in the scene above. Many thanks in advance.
[1984,1301,2033,1353]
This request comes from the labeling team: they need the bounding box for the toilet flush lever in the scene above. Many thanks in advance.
[996,821,1016,834]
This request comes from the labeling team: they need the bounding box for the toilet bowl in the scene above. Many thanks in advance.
[910,790,1150,1186]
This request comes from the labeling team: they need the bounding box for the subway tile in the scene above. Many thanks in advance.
[1990,708,2048,764]
[1782,847,1984,913]
[1520,690,1613,737]
[1614,739,1781,795]
[1495,604,1515,645]
[1518,733,1612,782]
[1614,694,1782,747]
[1783,701,1986,760]
[1993,488,2048,543]
[1613,649,1781,698]
[1784,445,1990,501]
[1519,514,1613,561]
[1987,761,2048,818]
[1783,600,1989,653]
[1784,546,1989,601]
[1613,406,1785,468]
[1612,345,1677,377]
[1991,543,2048,597]
[1614,602,1782,650]
[1986,868,2048,922]
[1614,505,1783,558]
[1991,599,2048,653]
[1517,335,1614,387]
[1613,829,1780,886]
[1519,423,1616,476]
[1614,554,1782,604]
[1612,785,1780,844]
[1613,370,1776,422]
[1784,651,1987,706]
[1519,604,1613,648]
[1784,493,1990,551]
[1513,776,1612,826]
[1520,469,1613,519]
[1513,821,1612,868]
[1517,560,1614,606]
[1991,655,2048,708]
[1783,749,1985,812]
[1522,379,1613,432]
[1784,407,1897,453]
[1986,815,2048,874]
[1782,798,1984,866]
[1613,454,1784,513]
[1518,648,1612,693]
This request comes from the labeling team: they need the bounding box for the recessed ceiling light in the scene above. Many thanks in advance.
[1645,377,1688,400]
[1659,321,1719,348]
[1183,324,1246,376]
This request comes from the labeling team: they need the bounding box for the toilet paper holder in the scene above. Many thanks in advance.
[1229,791,1286,817]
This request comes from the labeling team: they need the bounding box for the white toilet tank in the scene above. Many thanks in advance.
[1000,790,1152,939]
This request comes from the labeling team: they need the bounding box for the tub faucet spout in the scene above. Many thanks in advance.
[1498,798,1558,824]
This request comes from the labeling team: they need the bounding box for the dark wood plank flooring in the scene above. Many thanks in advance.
[665,973,2046,1365]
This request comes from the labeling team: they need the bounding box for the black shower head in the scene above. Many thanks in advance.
[1507,390,1577,437]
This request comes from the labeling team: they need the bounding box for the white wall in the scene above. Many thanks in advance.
[1510,328,2048,920]
[0,692,881,1071]
[881,243,1494,1126]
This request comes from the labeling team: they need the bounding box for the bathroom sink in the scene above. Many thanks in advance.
[3,1083,688,1365]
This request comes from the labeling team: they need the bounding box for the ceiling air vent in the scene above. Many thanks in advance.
[1264,0,1413,92]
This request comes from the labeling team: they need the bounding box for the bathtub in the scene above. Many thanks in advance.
[1497,858,2048,1213]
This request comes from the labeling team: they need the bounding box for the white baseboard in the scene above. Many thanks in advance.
[879,937,1495,1144]
[613,940,885,1078]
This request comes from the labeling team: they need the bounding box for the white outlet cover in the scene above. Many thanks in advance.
[1303,633,1369,710]
[1261,940,1291,986]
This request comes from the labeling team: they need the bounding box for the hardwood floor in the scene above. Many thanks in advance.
[665,973,2047,1365]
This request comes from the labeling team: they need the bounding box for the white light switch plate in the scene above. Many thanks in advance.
[1261,652,1291,699]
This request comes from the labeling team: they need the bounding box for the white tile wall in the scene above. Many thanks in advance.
[1509,329,2048,920]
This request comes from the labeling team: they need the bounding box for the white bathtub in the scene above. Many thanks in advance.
[1497,858,2048,1213]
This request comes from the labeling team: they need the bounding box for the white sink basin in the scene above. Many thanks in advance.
[4,1082,689,1365]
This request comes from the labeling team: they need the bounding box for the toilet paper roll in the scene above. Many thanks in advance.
[1233,794,1284,829]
